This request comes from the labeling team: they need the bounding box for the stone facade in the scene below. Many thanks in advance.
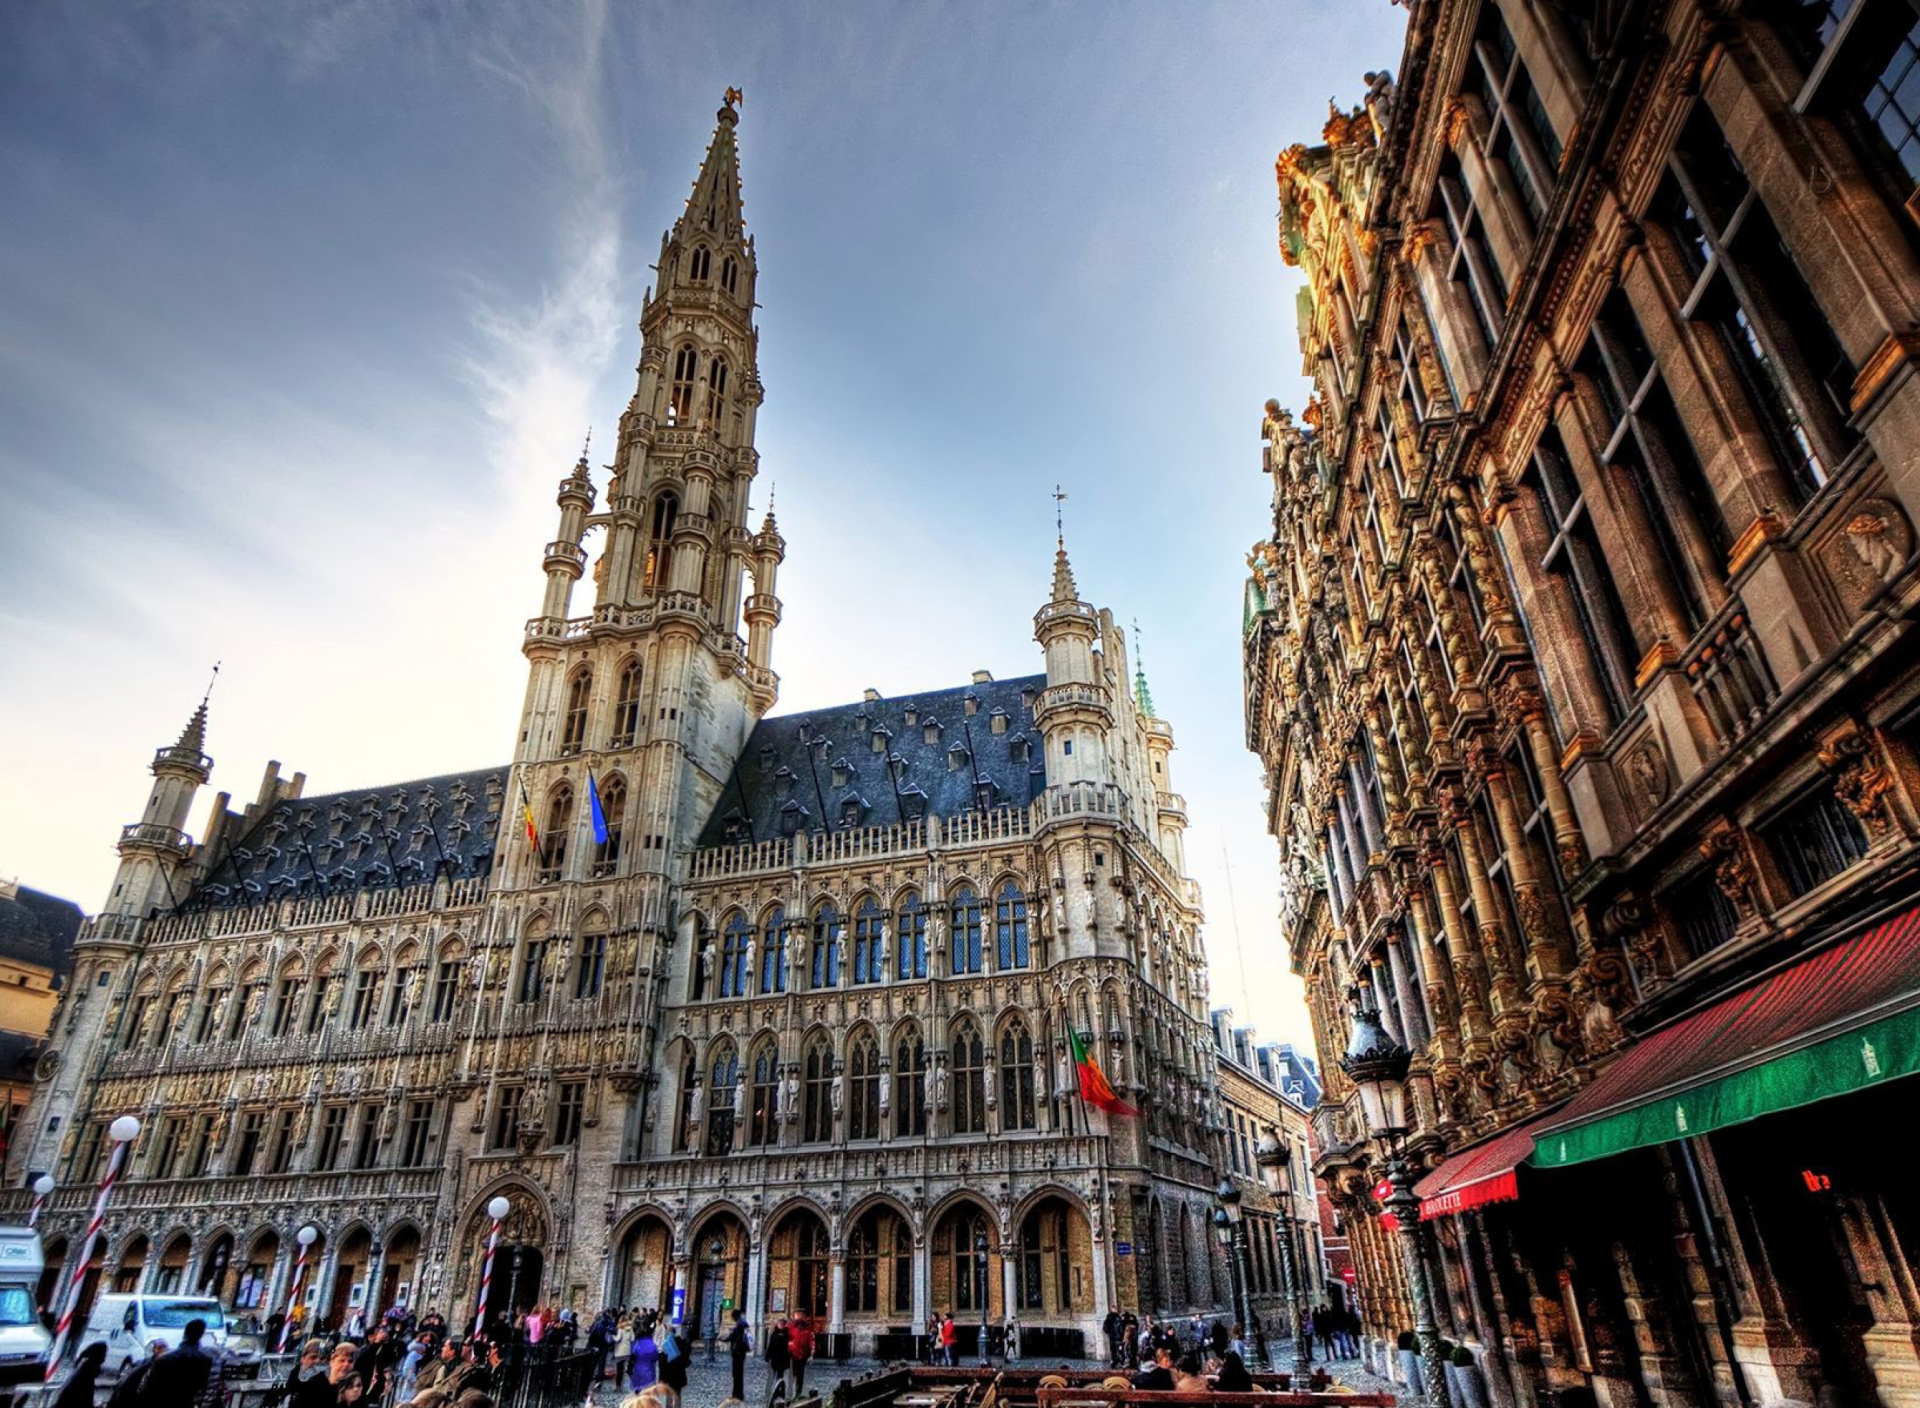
[11,97,1230,1352]
[1245,2,1920,1404]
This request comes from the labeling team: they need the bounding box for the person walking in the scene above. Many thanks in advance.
[727,1309,751,1399]
[787,1312,815,1395]
[763,1315,791,1405]
[615,1312,636,1383]
[659,1318,690,1401]
[135,1317,215,1404]
[53,1342,107,1408]
[1102,1309,1121,1367]
[629,1315,662,1390]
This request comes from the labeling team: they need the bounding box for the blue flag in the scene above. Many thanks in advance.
[587,771,610,845]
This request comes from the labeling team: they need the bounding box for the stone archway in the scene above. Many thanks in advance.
[615,1213,673,1310]
[197,1232,236,1300]
[38,1237,67,1316]
[686,1209,747,1345]
[113,1235,150,1294]
[765,1205,829,1322]
[380,1225,422,1319]
[1014,1195,1094,1321]
[930,1199,1002,1339]
[155,1233,193,1294]
[237,1229,282,1318]
[461,1186,548,1337]
[844,1200,914,1327]
[328,1227,374,1331]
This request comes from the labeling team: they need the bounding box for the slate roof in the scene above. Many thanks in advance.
[697,674,1048,847]
[0,885,82,982]
[187,765,508,908]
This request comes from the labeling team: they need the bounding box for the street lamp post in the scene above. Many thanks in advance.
[1254,1129,1313,1379]
[473,1195,511,1340]
[26,1173,54,1229]
[974,1232,990,1365]
[1340,986,1449,1408]
[45,1115,141,1379]
[277,1224,320,1352]
[1213,1182,1269,1371]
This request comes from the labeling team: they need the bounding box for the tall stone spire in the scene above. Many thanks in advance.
[1051,538,1079,605]
[679,91,746,248]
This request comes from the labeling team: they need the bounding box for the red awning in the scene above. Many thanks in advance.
[1414,1109,1565,1221]
[1530,899,1920,1168]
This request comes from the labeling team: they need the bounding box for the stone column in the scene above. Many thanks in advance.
[744,1241,766,1331]
[912,1232,932,1345]
[829,1251,847,1335]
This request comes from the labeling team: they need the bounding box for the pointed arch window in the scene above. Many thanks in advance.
[519,920,551,1005]
[593,776,626,876]
[703,357,728,427]
[575,922,606,1000]
[995,882,1030,969]
[950,886,983,975]
[718,914,750,998]
[644,493,678,591]
[668,345,698,424]
[706,1045,738,1156]
[895,894,928,980]
[1000,1019,1037,1131]
[848,1029,881,1140]
[847,1215,879,1313]
[811,904,844,988]
[943,1206,992,1311]
[760,908,788,994]
[748,1040,779,1146]
[540,786,574,881]
[951,1020,987,1134]
[674,1054,697,1153]
[561,667,592,755]
[802,1035,835,1143]
[611,659,643,746]
[689,245,712,282]
[852,899,885,985]
[720,255,739,295]
[894,1028,927,1137]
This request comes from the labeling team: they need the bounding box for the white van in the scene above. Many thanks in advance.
[0,1227,51,1386]
[78,1293,258,1382]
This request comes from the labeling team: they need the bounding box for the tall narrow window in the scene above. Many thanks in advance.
[720,914,751,998]
[669,346,698,422]
[812,904,844,988]
[400,1100,434,1166]
[233,1110,265,1177]
[1525,426,1638,720]
[895,1027,927,1136]
[995,883,1030,969]
[194,984,229,1044]
[852,899,885,984]
[803,1036,835,1143]
[760,908,788,994]
[561,668,592,755]
[316,1105,349,1169]
[1465,2,1562,229]
[1436,153,1509,351]
[541,786,574,880]
[950,886,983,975]
[553,1082,585,1147]
[519,926,549,1005]
[644,493,678,591]
[848,1030,881,1140]
[706,1047,739,1155]
[304,972,337,1036]
[749,1041,779,1146]
[430,956,460,1023]
[1581,290,1728,631]
[704,357,729,427]
[999,1019,1037,1131]
[385,965,416,1026]
[348,967,384,1030]
[689,245,712,282]
[720,255,739,295]
[611,659,643,746]
[593,777,626,875]
[951,1021,987,1134]
[847,1217,879,1314]
[896,894,928,979]
[492,1086,523,1152]
[575,928,607,1000]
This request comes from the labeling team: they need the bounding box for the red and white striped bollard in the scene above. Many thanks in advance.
[473,1195,511,1339]
[44,1114,140,1381]
[276,1225,320,1353]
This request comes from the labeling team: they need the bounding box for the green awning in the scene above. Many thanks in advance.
[1528,902,1920,1170]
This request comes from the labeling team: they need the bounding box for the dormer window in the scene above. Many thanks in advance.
[721,812,751,843]
[899,785,928,820]
[831,760,852,788]
[839,795,868,828]
[948,744,970,773]
[887,753,907,781]
[773,766,795,795]
[779,801,809,837]
[974,780,998,811]
[758,745,775,771]
[964,693,980,717]
[1021,687,1037,711]
[854,711,870,732]
[870,726,892,755]
[903,702,918,726]
[989,708,1009,735]
[923,719,942,745]
[1009,734,1030,762]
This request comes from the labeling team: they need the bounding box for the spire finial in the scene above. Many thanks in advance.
[201,661,221,710]
[580,427,592,464]
[724,86,743,110]
[1053,484,1068,546]
[1132,622,1156,717]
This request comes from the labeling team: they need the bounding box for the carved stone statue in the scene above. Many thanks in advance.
[935,1061,950,1109]
[831,1071,845,1115]
[1056,1049,1072,1095]
[733,1077,748,1121]
[923,1060,937,1114]
[982,1060,997,1109]
[877,920,890,972]
[878,1070,892,1116]
[687,1079,706,1128]
[700,943,716,987]
[743,935,758,989]
[782,1069,799,1123]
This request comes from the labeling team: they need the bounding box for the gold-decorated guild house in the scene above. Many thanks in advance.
[10,97,1235,1354]
[1245,1,1920,1405]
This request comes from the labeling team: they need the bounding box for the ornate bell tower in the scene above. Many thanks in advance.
[510,91,779,914]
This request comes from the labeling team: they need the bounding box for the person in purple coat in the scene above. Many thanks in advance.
[629,1316,662,1389]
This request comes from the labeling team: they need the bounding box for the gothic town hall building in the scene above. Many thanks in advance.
[9,98,1229,1353]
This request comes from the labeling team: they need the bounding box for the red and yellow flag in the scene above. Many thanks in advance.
[1070,1026,1139,1118]
[519,777,540,853]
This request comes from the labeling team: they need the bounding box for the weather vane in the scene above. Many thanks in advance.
[581,427,592,461]
[725,86,743,109]
[202,661,221,707]
[1053,484,1068,542]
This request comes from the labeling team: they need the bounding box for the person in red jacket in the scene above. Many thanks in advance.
[787,1312,816,1394]
[939,1312,958,1367]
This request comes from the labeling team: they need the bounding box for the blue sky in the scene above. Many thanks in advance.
[0,0,1405,1048]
